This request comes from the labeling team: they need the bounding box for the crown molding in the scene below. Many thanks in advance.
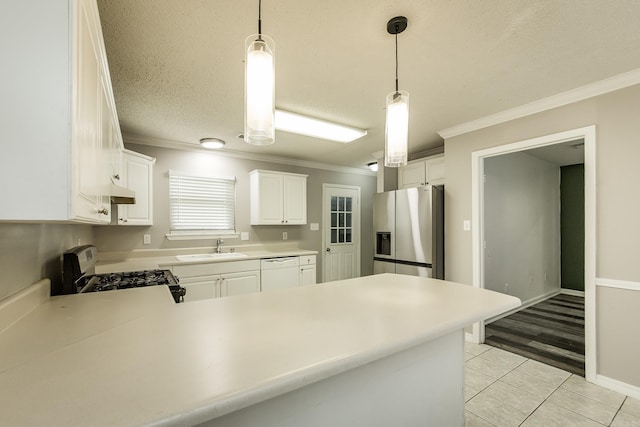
[437,67,640,140]
[123,134,376,177]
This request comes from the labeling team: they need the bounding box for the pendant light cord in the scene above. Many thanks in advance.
[258,0,262,36]
[395,33,399,94]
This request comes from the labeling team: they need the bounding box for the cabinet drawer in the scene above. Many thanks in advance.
[172,259,260,278]
[299,255,316,265]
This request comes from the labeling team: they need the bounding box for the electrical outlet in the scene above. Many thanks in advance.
[463,220,471,231]
[143,234,151,245]
[282,231,288,240]
[310,223,319,231]
[504,283,509,294]
[241,232,249,241]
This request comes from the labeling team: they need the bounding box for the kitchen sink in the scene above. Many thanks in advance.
[175,253,248,262]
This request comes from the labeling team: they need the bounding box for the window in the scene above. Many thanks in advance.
[330,195,353,244]
[168,170,236,237]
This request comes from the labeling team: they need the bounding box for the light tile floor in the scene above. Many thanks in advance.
[465,342,640,426]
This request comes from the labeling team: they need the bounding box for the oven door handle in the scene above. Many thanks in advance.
[77,275,100,294]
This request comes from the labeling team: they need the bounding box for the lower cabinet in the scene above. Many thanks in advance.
[220,271,261,297]
[170,255,317,303]
[299,255,317,285]
[171,260,261,303]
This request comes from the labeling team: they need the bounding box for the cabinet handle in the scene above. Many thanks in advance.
[97,207,109,216]
[119,218,127,223]
[326,248,331,252]
[113,174,120,180]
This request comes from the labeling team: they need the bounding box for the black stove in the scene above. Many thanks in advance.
[87,270,177,291]
[59,246,186,303]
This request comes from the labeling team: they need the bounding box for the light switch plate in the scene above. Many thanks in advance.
[463,220,471,231]
[143,234,151,245]
[310,223,319,231]
[241,232,249,241]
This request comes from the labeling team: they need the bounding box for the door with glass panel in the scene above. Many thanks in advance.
[323,184,360,282]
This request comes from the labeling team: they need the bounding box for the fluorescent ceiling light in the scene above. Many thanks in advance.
[275,110,367,143]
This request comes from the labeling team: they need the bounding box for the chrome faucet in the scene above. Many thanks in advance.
[216,238,224,254]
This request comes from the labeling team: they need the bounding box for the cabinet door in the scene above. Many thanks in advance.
[118,151,154,225]
[398,161,426,189]
[180,276,219,303]
[74,0,104,222]
[252,172,284,224]
[283,175,307,224]
[220,271,261,297]
[426,156,445,185]
[300,266,316,285]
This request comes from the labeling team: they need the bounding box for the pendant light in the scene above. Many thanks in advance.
[244,0,275,145]
[384,16,409,168]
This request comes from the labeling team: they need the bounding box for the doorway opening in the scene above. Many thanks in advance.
[471,126,596,381]
[483,158,585,376]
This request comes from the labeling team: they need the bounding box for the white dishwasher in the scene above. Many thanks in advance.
[261,257,300,292]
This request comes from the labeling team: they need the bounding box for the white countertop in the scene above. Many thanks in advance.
[0,274,519,426]
[95,248,318,273]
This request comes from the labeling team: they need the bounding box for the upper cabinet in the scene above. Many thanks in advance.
[249,170,308,225]
[398,155,445,189]
[115,150,155,226]
[0,0,123,223]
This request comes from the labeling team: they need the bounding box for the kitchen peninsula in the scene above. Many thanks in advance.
[0,274,519,426]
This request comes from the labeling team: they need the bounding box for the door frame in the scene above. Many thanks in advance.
[321,184,362,283]
[471,125,596,382]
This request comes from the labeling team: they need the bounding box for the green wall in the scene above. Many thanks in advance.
[560,164,584,291]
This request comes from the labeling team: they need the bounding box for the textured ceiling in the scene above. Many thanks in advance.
[97,0,640,170]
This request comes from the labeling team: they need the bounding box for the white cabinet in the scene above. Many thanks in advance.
[398,155,445,190]
[299,255,317,285]
[171,260,261,303]
[221,271,261,297]
[0,0,122,223]
[116,150,155,225]
[249,170,308,225]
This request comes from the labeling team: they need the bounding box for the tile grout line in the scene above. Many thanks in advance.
[517,375,572,426]
[608,396,627,427]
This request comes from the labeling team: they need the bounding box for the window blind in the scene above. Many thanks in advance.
[169,171,236,233]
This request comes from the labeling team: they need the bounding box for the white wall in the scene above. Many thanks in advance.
[444,83,640,389]
[484,152,560,304]
[93,143,377,277]
[0,224,93,300]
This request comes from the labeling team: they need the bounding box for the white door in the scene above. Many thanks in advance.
[323,185,360,282]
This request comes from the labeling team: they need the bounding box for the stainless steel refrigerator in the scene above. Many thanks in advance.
[373,186,444,279]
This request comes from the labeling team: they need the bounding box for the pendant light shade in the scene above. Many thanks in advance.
[385,90,409,167]
[384,16,409,168]
[244,1,275,146]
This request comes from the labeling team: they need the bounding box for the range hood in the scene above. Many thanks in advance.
[110,183,136,205]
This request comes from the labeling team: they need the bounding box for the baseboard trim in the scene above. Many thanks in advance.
[594,374,640,400]
[560,288,585,297]
[485,289,561,324]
